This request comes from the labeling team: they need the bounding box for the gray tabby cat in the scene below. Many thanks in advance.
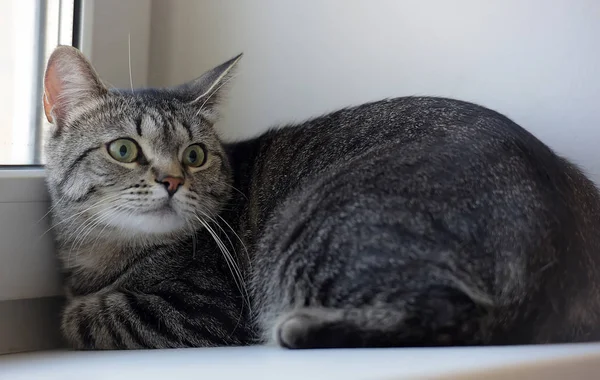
[43,46,600,350]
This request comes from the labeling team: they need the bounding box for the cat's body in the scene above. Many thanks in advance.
[236,97,600,346]
[43,46,600,349]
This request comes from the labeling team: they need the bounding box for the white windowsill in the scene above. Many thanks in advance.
[2,344,600,380]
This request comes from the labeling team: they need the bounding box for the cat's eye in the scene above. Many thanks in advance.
[182,144,207,167]
[107,138,139,163]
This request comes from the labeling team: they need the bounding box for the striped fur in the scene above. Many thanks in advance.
[44,47,251,349]
[45,46,600,350]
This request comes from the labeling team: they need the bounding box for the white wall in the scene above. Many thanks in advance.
[85,0,152,88]
[149,0,600,180]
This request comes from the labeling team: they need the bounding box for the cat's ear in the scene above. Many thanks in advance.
[43,45,107,125]
[174,53,242,123]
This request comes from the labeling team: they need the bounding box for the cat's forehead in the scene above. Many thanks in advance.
[97,93,214,152]
[134,110,193,155]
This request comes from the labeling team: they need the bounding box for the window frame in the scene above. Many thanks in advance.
[0,0,82,301]
[0,0,152,354]
[0,0,81,354]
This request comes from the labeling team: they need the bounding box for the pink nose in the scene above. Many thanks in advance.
[158,176,183,196]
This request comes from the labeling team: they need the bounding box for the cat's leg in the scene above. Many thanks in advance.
[62,289,245,349]
[273,286,489,349]
[62,291,186,349]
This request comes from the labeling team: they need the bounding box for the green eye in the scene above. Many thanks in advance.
[107,139,139,163]
[182,144,206,167]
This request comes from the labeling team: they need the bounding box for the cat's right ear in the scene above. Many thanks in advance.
[43,46,107,125]
[172,53,243,123]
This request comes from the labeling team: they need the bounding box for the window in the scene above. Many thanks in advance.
[0,0,80,355]
[0,0,79,165]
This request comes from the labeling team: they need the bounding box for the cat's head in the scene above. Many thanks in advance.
[43,46,240,242]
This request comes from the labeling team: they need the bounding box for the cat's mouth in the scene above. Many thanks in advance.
[104,199,188,236]
[140,203,176,215]
[109,204,186,236]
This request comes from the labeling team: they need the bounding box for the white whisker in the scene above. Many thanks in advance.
[215,213,251,265]
[35,193,67,225]
[67,198,126,256]
[197,209,238,263]
[228,296,245,340]
[66,210,107,266]
[39,193,123,239]
[200,208,251,272]
[195,214,252,314]
[128,33,134,92]
[189,54,242,105]
[89,205,130,252]
[191,228,197,259]
[61,197,122,245]
[222,182,248,201]
[71,206,122,254]
[200,74,236,109]
[194,74,238,118]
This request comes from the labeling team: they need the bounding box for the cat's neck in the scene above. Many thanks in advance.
[56,196,253,295]
[55,218,180,287]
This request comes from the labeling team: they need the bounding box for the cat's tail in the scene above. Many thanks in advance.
[274,286,490,348]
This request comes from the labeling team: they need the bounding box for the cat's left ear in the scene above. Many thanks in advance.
[43,45,107,125]
[173,53,242,123]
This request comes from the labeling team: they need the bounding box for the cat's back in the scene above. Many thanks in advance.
[261,96,600,242]
[249,96,580,210]
[245,96,594,259]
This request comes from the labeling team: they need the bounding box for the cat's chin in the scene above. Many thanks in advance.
[108,209,187,236]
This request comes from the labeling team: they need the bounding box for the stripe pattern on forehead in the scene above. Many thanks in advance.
[135,115,143,137]
[136,108,198,158]
[181,121,193,140]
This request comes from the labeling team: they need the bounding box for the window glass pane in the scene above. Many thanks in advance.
[0,0,75,165]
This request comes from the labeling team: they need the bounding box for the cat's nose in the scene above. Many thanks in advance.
[156,176,183,196]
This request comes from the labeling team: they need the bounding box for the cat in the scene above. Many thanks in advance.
[43,45,600,350]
